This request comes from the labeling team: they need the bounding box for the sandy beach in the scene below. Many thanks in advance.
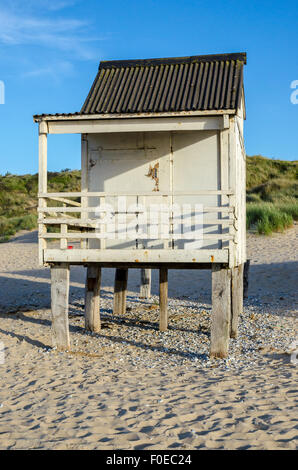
[0,227,297,450]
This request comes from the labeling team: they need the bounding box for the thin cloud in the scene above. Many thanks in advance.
[2,0,80,13]
[0,8,103,60]
[22,61,75,80]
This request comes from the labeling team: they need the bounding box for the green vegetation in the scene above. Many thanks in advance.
[0,170,80,242]
[0,156,297,241]
[246,156,297,234]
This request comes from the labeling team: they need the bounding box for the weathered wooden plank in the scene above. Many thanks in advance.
[210,264,231,358]
[39,191,234,198]
[60,223,68,249]
[159,268,168,332]
[40,217,233,226]
[50,263,70,350]
[34,109,236,122]
[44,248,229,264]
[41,232,234,241]
[229,117,237,268]
[219,126,230,254]
[38,123,48,266]
[113,268,128,315]
[46,196,81,207]
[230,264,244,339]
[140,269,151,299]
[85,266,101,332]
[47,116,223,134]
[81,134,88,249]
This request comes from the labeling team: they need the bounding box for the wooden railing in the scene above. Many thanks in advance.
[38,190,236,252]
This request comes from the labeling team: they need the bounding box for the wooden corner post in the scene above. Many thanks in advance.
[38,120,48,266]
[113,268,128,315]
[85,265,101,332]
[230,263,244,338]
[211,264,231,358]
[50,263,70,350]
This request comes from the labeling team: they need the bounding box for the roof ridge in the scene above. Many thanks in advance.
[99,52,247,70]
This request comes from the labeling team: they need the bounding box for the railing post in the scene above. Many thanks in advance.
[38,121,48,266]
[81,134,88,249]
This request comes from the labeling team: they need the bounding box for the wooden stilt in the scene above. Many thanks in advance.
[210,264,231,358]
[230,264,244,338]
[113,268,128,315]
[243,259,250,299]
[159,268,168,332]
[50,263,70,350]
[85,265,101,332]
[140,268,151,299]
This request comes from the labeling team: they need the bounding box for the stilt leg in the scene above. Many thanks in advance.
[140,269,151,299]
[50,263,70,350]
[210,264,231,358]
[230,264,244,338]
[159,268,168,332]
[85,265,101,332]
[243,259,250,299]
[113,268,128,315]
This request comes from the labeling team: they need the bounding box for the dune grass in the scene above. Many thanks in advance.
[0,214,38,242]
[0,170,80,242]
[246,156,297,234]
[246,203,295,235]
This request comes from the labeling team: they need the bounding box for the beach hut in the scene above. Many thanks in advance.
[33,52,247,358]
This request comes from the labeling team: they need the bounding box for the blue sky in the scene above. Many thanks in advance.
[0,0,297,174]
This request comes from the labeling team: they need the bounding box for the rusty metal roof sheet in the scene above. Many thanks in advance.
[81,52,246,115]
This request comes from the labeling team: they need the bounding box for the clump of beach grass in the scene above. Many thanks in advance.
[0,214,38,242]
[246,203,295,235]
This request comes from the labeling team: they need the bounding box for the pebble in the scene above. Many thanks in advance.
[34,290,298,372]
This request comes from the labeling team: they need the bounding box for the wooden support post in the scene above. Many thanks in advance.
[50,263,70,350]
[230,264,244,339]
[159,268,168,332]
[210,264,231,358]
[85,265,101,332]
[38,121,48,266]
[113,268,128,315]
[243,259,250,299]
[140,269,151,299]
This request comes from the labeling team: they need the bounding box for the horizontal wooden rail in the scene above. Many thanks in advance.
[39,218,233,226]
[39,207,234,215]
[44,249,229,264]
[46,196,81,207]
[39,190,234,198]
[41,232,234,241]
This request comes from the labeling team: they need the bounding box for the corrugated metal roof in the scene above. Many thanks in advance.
[81,52,246,115]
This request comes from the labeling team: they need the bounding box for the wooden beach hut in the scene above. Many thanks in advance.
[33,52,247,358]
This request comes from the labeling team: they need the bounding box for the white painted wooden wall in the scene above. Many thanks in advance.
[85,130,222,251]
